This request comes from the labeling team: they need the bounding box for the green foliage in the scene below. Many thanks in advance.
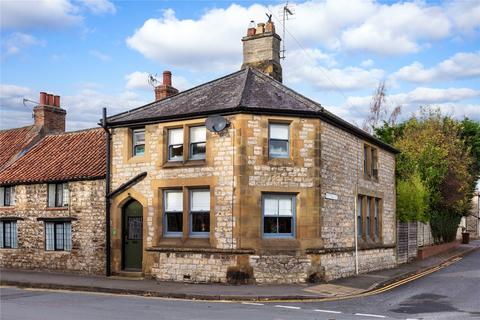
[430,209,462,243]
[374,107,479,243]
[396,174,428,222]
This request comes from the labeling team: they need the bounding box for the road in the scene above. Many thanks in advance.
[1,250,479,320]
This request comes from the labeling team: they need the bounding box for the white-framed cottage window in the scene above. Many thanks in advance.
[164,190,183,236]
[132,128,145,156]
[262,194,295,237]
[0,220,18,249]
[189,126,206,160]
[48,183,69,207]
[0,186,15,206]
[45,221,72,251]
[168,128,184,161]
[269,123,290,158]
[189,189,210,236]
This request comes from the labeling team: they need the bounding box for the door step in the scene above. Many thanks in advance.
[111,271,144,280]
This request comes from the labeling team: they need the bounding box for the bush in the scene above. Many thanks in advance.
[397,174,428,222]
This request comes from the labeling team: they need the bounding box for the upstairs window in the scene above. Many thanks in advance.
[190,189,210,236]
[0,186,15,206]
[263,194,295,237]
[132,128,145,156]
[48,183,69,208]
[189,126,206,160]
[363,144,379,179]
[0,220,18,249]
[45,221,72,251]
[164,190,183,236]
[168,128,184,161]
[269,123,289,158]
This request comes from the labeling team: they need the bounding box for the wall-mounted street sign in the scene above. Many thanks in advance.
[325,193,338,200]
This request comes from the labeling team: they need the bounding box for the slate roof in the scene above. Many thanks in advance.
[107,67,398,153]
[0,125,41,170]
[0,128,106,185]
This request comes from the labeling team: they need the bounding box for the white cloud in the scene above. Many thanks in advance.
[89,49,111,62]
[360,59,374,68]
[77,0,116,15]
[285,49,384,91]
[447,1,480,34]
[126,0,473,69]
[0,0,82,29]
[1,32,46,56]
[341,2,451,55]
[393,51,480,83]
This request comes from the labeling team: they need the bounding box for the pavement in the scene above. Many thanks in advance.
[1,240,479,302]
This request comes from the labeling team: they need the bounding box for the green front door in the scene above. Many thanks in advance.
[122,200,143,270]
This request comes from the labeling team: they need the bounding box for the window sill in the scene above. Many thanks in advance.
[157,237,211,248]
[267,158,294,167]
[0,206,15,210]
[162,159,206,168]
[147,246,255,254]
[363,174,379,182]
[45,207,69,211]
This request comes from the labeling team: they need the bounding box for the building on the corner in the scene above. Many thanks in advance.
[104,20,399,284]
[0,93,106,274]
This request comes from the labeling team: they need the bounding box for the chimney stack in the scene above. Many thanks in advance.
[33,91,66,134]
[241,19,282,82]
[155,71,179,101]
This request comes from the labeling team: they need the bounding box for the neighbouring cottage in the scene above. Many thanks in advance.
[105,19,398,284]
[0,93,106,274]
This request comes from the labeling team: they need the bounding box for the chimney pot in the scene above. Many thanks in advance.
[54,95,60,107]
[256,23,265,34]
[39,92,47,105]
[48,94,55,106]
[163,71,172,86]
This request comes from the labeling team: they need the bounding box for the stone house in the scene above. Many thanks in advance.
[104,20,398,284]
[0,93,106,274]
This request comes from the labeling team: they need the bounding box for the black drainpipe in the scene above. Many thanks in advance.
[102,108,111,277]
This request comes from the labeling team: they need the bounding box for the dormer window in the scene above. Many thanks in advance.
[132,128,145,156]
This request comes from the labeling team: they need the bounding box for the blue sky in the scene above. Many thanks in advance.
[1,0,479,131]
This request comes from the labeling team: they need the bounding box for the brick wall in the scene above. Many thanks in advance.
[0,180,105,274]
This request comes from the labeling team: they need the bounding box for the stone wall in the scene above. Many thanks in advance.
[0,180,105,274]
[109,114,397,283]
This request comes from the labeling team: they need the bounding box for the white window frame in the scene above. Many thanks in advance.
[189,126,206,160]
[189,189,210,237]
[268,123,290,159]
[132,128,145,156]
[163,190,183,236]
[262,193,295,238]
[167,128,184,162]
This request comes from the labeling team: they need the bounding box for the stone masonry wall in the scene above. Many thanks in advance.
[0,180,105,274]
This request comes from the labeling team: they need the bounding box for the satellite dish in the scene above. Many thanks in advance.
[206,115,229,133]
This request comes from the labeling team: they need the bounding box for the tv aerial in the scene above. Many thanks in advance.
[206,115,229,133]
[280,2,295,60]
[148,73,160,87]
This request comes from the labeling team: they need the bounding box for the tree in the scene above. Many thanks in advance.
[362,81,401,134]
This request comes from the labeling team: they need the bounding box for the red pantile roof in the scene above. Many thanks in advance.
[0,128,106,185]
[0,126,40,170]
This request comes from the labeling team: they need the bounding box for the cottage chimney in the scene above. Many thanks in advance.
[241,19,282,82]
[154,71,179,101]
[34,91,66,134]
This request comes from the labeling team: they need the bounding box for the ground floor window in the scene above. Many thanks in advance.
[0,220,18,248]
[45,222,72,251]
[357,195,382,241]
[190,189,210,236]
[262,193,296,237]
